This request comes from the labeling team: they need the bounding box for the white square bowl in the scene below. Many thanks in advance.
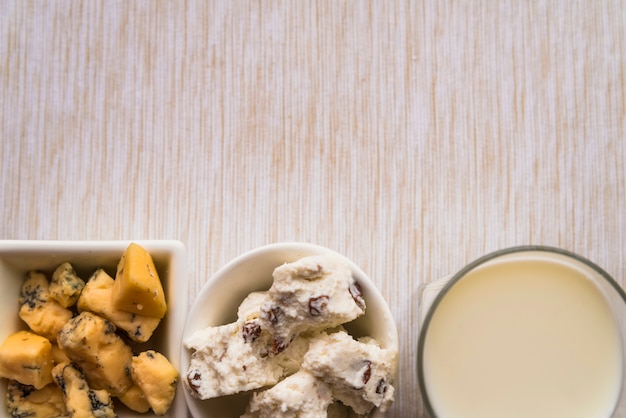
[0,240,188,418]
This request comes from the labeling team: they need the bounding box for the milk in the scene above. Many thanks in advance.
[422,257,623,418]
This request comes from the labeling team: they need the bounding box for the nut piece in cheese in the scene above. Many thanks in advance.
[118,384,151,413]
[49,262,85,308]
[52,362,116,418]
[57,312,133,397]
[6,380,67,418]
[19,271,73,341]
[112,243,167,318]
[0,330,53,389]
[78,268,161,342]
[131,350,178,415]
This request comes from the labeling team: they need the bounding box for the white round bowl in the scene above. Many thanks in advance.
[181,242,399,417]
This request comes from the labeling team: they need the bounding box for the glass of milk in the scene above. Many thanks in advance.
[417,246,626,418]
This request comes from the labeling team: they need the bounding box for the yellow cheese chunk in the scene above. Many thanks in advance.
[112,243,167,318]
[131,350,178,415]
[52,362,115,418]
[0,330,53,389]
[18,271,73,341]
[118,384,151,413]
[6,380,67,418]
[57,312,133,396]
[78,268,161,343]
[49,262,85,308]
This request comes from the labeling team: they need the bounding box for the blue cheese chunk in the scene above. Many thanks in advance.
[0,330,54,389]
[57,312,133,396]
[131,350,179,415]
[5,380,67,418]
[52,362,115,418]
[19,271,73,341]
[77,269,161,343]
[49,262,85,308]
[117,384,150,413]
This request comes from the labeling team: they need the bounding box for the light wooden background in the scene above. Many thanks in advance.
[1,1,625,416]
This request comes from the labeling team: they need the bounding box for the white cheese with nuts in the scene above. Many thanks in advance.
[184,255,396,417]
[262,255,366,351]
[184,319,312,399]
[302,331,396,415]
[241,370,333,418]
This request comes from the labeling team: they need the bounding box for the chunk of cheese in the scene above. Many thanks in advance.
[242,370,333,418]
[301,331,397,415]
[118,384,151,413]
[57,312,133,396]
[112,243,167,318]
[18,271,73,341]
[0,330,53,389]
[78,268,161,342]
[52,362,116,418]
[49,262,85,308]
[6,380,67,418]
[131,350,178,415]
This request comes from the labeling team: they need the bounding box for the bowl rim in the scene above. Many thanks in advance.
[0,239,187,260]
[417,244,626,417]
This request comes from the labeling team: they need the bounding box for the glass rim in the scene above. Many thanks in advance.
[417,245,626,417]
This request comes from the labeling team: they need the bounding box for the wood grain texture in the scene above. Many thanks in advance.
[1,1,625,416]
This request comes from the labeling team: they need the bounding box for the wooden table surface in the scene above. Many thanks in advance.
[1,1,625,416]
